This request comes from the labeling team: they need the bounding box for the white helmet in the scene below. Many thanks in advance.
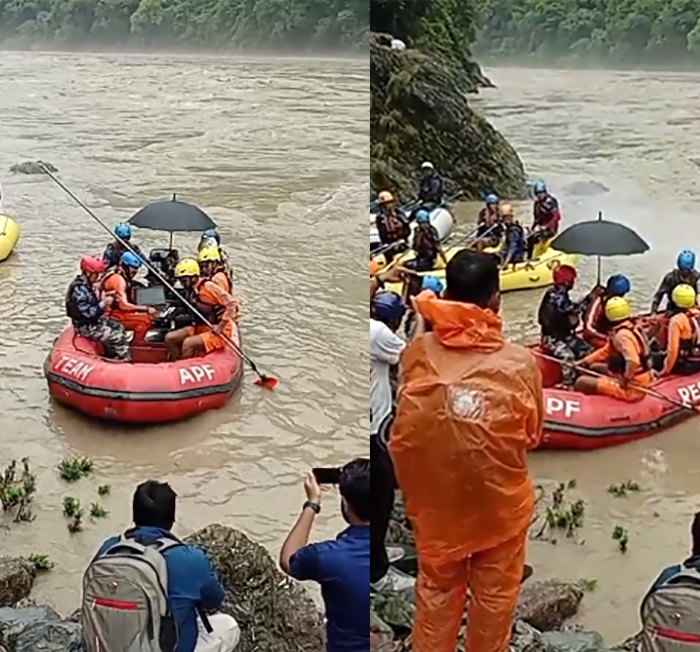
[421,161,434,170]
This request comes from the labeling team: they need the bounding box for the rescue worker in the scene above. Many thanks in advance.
[417,161,444,207]
[199,228,231,269]
[538,265,592,386]
[103,223,145,268]
[405,209,447,272]
[66,256,131,360]
[390,249,543,652]
[475,193,503,250]
[582,274,631,348]
[165,259,240,360]
[101,252,157,321]
[659,284,700,377]
[498,203,526,268]
[528,180,561,258]
[576,297,654,402]
[198,246,234,295]
[651,250,700,313]
[375,190,410,262]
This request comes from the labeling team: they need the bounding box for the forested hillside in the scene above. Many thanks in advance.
[0,0,368,51]
[475,0,700,66]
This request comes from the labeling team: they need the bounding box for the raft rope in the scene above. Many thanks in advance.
[42,165,278,390]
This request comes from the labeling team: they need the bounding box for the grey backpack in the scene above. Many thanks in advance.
[82,535,181,652]
[641,565,700,652]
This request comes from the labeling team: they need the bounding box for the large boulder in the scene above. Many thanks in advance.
[186,524,325,652]
[0,606,83,652]
[370,34,526,201]
[0,559,35,609]
[516,580,584,632]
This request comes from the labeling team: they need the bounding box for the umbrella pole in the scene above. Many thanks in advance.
[169,232,174,251]
[596,255,602,285]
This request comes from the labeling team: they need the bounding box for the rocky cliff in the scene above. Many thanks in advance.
[370,32,527,201]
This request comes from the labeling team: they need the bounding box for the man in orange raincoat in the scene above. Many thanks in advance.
[390,249,544,652]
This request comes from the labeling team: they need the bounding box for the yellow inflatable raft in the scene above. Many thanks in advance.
[0,214,20,262]
[381,242,579,295]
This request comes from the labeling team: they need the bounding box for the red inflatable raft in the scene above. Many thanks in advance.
[535,346,700,450]
[45,321,243,423]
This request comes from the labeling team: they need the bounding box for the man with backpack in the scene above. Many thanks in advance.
[640,511,700,651]
[82,480,240,652]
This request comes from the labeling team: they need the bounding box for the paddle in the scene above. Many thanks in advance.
[42,166,278,390]
[534,351,700,414]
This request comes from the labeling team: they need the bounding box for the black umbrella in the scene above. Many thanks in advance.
[550,211,650,283]
[129,195,217,233]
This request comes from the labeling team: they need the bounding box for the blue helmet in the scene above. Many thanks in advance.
[115,223,132,240]
[678,249,696,271]
[533,180,547,194]
[422,276,444,295]
[371,291,405,324]
[202,229,221,245]
[485,193,499,206]
[606,274,630,296]
[120,251,142,269]
[415,209,430,224]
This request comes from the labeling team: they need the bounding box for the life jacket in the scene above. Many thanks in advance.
[504,222,526,258]
[100,267,132,308]
[65,275,101,326]
[413,224,439,262]
[533,195,559,228]
[477,208,503,240]
[538,287,576,339]
[380,209,409,242]
[640,559,700,652]
[583,292,613,336]
[607,324,652,375]
[212,268,233,295]
[678,310,700,360]
[190,280,225,325]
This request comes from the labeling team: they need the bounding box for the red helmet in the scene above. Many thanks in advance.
[553,264,577,286]
[80,256,108,275]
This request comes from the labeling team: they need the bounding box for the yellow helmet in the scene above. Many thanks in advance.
[378,190,394,204]
[605,296,632,323]
[198,246,221,263]
[501,203,514,217]
[672,283,697,309]
[175,258,200,277]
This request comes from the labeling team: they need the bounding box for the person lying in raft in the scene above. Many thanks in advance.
[651,249,700,313]
[66,256,131,361]
[165,259,240,361]
[538,265,592,387]
[659,284,700,377]
[497,203,527,269]
[582,274,631,349]
[100,252,158,322]
[103,223,145,269]
[575,297,655,402]
[198,246,234,295]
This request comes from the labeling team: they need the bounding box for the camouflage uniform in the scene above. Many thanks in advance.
[541,335,592,385]
[76,320,131,361]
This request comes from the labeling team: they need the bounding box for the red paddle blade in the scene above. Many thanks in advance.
[254,375,278,390]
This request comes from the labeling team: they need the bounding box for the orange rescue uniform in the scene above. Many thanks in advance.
[580,322,653,401]
[661,310,700,376]
[185,279,239,354]
[101,269,139,317]
[212,269,233,295]
[390,296,543,652]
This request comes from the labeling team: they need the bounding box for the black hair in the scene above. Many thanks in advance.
[339,458,370,522]
[692,512,700,557]
[445,249,500,307]
[132,480,177,530]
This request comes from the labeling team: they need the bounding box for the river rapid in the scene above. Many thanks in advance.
[0,51,366,610]
[467,67,700,640]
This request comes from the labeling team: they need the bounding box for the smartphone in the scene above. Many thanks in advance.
[313,467,342,485]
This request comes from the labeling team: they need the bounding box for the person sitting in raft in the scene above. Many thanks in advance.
[199,228,231,270]
[67,256,131,361]
[103,223,145,269]
[582,274,631,349]
[651,249,700,313]
[405,209,447,272]
[165,258,240,361]
[576,297,655,402]
[417,161,444,208]
[498,203,526,268]
[527,180,561,258]
[101,252,157,321]
[659,284,700,377]
[538,264,592,387]
[474,193,503,250]
[375,191,410,263]
[198,245,235,295]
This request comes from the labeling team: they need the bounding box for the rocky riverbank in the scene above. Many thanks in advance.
[370,32,527,201]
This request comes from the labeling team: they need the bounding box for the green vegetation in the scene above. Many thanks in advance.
[28,554,55,572]
[0,0,368,51]
[607,480,641,497]
[0,459,37,523]
[474,0,700,67]
[90,503,108,520]
[58,457,94,483]
[612,524,630,553]
[98,484,111,496]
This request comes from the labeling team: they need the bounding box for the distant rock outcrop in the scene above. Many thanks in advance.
[9,161,57,175]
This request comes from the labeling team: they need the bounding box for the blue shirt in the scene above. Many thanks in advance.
[96,527,225,652]
[289,525,369,652]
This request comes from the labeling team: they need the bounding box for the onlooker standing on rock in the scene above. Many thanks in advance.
[83,480,240,652]
[279,459,370,652]
[390,250,544,652]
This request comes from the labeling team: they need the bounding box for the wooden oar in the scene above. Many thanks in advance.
[534,351,700,414]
